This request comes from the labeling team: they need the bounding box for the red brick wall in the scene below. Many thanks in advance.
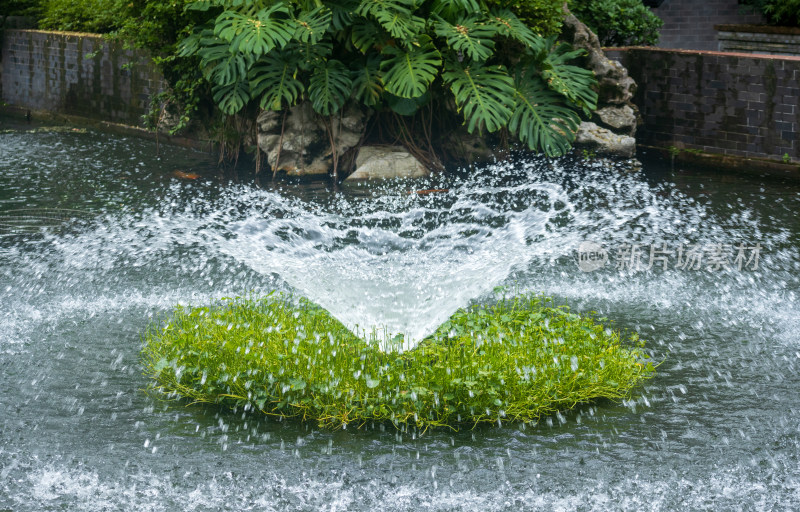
[651,0,764,51]
[607,47,799,162]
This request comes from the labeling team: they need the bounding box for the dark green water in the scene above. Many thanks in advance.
[1,125,799,511]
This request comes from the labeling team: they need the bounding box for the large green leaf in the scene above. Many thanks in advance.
[488,9,544,50]
[351,54,383,107]
[290,37,333,71]
[509,68,580,157]
[381,36,441,99]
[293,6,332,44]
[212,81,251,115]
[327,0,359,31]
[443,59,515,134]
[356,0,424,41]
[430,0,481,18]
[249,53,304,111]
[434,16,498,62]
[540,39,598,115]
[196,34,251,86]
[309,59,353,115]
[351,18,387,54]
[215,4,294,56]
[177,25,211,58]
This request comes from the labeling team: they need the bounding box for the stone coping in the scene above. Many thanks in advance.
[5,28,108,38]
[603,46,800,61]
[714,24,800,35]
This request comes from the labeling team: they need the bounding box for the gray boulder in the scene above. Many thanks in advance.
[576,122,636,159]
[257,102,367,176]
[561,12,641,159]
[595,105,637,136]
[346,146,429,180]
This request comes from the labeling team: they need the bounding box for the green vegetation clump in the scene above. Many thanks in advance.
[38,0,127,33]
[569,0,662,46]
[26,0,597,161]
[166,0,596,159]
[142,293,655,430]
[740,0,800,27]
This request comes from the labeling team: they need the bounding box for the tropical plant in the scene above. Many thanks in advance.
[173,0,597,164]
[569,0,662,46]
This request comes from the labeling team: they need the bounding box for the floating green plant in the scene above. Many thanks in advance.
[141,293,655,431]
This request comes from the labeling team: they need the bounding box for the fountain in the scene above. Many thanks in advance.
[1,126,798,510]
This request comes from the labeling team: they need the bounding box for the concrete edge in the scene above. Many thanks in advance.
[0,104,217,153]
[639,144,800,179]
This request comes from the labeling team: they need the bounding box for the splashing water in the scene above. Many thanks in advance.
[10,155,793,350]
[3,128,800,511]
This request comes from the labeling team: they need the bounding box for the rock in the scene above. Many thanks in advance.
[346,146,429,180]
[439,129,494,167]
[595,105,637,136]
[576,122,636,159]
[561,13,640,138]
[257,102,368,176]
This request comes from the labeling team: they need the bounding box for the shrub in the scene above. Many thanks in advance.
[0,0,44,20]
[569,0,663,46]
[38,0,128,33]
[490,0,566,36]
[141,293,655,430]
[740,0,800,27]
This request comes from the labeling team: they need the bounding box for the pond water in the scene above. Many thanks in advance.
[1,125,799,510]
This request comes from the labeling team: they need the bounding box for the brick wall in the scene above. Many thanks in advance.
[651,0,764,51]
[607,48,799,162]
[1,30,165,126]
